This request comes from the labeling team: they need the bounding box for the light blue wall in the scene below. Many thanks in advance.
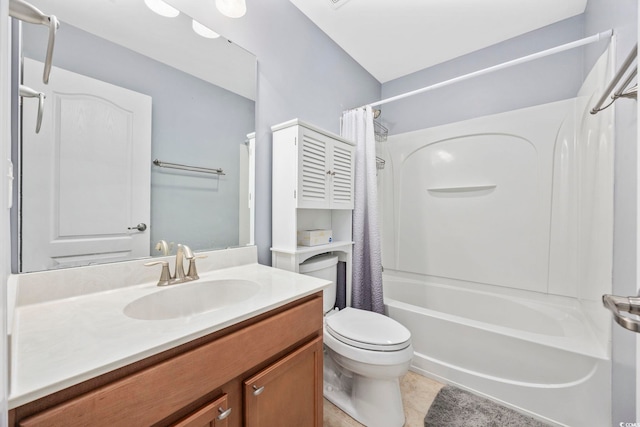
[584,0,638,424]
[173,0,382,264]
[380,15,586,135]
[21,23,256,257]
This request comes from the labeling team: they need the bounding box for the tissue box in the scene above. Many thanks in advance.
[297,229,333,246]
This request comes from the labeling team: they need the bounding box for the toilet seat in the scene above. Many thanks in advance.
[325,307,411,351]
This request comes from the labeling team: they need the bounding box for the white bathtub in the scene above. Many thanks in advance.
[383,274,611,427]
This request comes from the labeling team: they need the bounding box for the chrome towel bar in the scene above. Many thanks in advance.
[9,0,59,84]
[591,43,637,114]
[602,294,640,333]
[152,159,225,176]
[19,84,45,133]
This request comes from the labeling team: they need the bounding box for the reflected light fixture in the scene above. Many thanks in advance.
[215,0,247,18]
[144,0,180,17]
[192,20,220,39]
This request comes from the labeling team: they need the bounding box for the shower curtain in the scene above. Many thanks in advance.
[341,106,384,314]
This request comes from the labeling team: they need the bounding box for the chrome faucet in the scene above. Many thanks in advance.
[145,244,205,286]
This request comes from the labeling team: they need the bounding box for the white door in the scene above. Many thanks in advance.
[21,58,152,271]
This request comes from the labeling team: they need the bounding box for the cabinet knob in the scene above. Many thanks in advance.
[252,385,265,396]
[217,407,232,420]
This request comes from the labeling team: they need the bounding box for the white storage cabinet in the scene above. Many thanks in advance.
[271,119,355,305]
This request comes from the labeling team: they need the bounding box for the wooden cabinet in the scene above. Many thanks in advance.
[171,394,231,427]
[244,337,322,427]
[9,295,323,427]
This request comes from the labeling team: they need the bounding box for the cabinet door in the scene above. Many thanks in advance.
[297,130,331,209]
[244,337,323,427]
[329,141,355,209]
[170,394,231,427]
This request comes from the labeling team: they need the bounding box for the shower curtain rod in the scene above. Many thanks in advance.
[361,29,613,109]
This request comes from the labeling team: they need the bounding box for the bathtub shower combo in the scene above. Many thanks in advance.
[378,47,615,426]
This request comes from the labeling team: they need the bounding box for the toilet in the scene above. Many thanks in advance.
[299,254,413,427]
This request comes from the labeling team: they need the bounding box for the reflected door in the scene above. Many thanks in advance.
[21,58,152,271]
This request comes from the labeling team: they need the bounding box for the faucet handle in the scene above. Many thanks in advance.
[186,255,207,280]
[144,261,172,286]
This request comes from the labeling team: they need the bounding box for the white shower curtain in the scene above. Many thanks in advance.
[341,106,384,314]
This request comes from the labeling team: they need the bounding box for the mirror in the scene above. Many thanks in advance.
[16,0,256,272]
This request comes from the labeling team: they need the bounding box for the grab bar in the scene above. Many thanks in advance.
[602,294,640,333]
[9,0,59,84]
[153,159,225,176]
[591,44,637,114]
[19,84,45,133]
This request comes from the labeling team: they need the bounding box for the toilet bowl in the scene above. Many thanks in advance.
[299,254,413,427]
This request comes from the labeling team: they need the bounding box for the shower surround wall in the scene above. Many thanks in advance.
[378,45,614,426]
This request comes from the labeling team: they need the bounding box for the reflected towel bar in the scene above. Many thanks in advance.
[428,184,497,193]
[152,159,225,176]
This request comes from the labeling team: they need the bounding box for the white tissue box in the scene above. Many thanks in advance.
[297,229,333,246]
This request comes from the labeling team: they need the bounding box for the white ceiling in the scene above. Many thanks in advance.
[289,0,588,83]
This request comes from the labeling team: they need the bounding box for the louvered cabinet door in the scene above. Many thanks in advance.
[329,142,355,209]
[296,128,355,210]
[297,131,331,209]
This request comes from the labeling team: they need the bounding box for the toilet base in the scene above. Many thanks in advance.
[324,353,406,427]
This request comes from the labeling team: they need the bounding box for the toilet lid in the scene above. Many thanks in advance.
[325,307,411,351]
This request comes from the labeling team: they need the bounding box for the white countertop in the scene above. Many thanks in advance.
[9,262,329,408]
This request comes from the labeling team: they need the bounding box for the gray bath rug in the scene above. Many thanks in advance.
[424,386,550,427]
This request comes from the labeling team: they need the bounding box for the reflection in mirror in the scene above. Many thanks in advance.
[16,0,256,273]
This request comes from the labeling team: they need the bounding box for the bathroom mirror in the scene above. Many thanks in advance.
[16,0,256,272]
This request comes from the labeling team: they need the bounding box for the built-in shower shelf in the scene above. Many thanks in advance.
[427,184,497,193]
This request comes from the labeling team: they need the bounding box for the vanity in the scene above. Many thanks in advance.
[8,2,311,425]
[7,246,327,426]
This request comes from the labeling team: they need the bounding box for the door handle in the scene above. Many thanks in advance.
[602,294,640,333]
[128,223,147,232]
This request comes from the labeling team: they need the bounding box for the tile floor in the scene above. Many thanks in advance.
[323,371,444,427]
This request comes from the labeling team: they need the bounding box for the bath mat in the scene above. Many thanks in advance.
[424,385,550,427]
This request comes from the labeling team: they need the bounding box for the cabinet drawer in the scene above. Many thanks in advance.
[18,296,322,427]
[171,394,231,427]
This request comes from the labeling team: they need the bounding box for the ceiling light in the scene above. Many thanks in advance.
[144,0,180,18]
[192,20,220,39]
[215,0,246,18]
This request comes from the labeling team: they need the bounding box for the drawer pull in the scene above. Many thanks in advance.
[252,385,265,396]
[217,407,232,420]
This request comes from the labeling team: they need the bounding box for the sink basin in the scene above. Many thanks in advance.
[124,279,261,320]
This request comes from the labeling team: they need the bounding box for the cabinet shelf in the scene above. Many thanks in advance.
[271,241,354,255]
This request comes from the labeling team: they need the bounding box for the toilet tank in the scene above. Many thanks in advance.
[299,254,338,313]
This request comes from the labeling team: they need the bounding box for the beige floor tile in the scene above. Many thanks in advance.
[323,371,444,427]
